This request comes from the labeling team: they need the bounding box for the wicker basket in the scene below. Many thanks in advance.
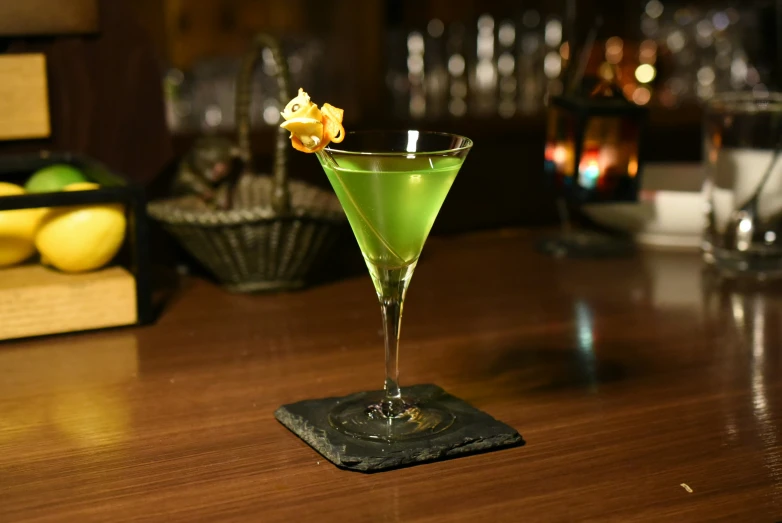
[148,34,345,293]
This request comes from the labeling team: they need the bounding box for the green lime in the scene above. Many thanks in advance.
[25,164,88,193]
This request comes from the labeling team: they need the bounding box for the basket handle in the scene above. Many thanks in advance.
[235,33,291,215]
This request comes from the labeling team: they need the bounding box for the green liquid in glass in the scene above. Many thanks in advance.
[319,155,463,268]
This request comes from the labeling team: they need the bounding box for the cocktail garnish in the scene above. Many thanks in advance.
[280,88,345,153]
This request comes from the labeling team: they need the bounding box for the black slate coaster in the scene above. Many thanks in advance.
[274,384,524,472]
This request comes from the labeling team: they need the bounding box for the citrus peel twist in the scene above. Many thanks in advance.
[279,88,345,153]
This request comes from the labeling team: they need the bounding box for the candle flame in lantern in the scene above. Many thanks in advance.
[578,151,601,189]
[552,145,567,165]
[545,142,574,175]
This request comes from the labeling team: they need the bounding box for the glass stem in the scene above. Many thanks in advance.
[380,295,404,414]
[368,261,417,418]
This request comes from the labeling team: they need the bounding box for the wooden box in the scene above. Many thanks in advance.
[0,152,152,341]
[0,54,50,140]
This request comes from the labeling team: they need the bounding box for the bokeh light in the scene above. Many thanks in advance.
[696,66,715,86]
[543,52,562,78]
[635,64,656,83]
[712,11,729,31]
[498,22,515,47]
[427,19,444,38]
[605,37,623,64]
[598,62,615,81]
[497,53,515,75]
[545,19,563,47]
[407,32,424,54]
[666,30,686,53]
[639,40,657,63]
[645,0,664,19]
[560,42,570,60]
[632,87,651,105]
[448,55,465,76]
[522,10,540,28]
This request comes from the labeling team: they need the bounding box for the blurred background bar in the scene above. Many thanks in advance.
[134,1,778,128]
[126,0,779,233]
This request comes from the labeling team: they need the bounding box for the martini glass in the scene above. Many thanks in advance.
[315,130,472,442]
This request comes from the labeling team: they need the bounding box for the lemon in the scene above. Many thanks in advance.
[25,164,88,193]
[35,183,127,273]
[0,182,44,267]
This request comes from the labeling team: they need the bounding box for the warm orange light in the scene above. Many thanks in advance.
[544,143,555,161]
[598,146,618,173]
[605,36,623,64]
[628,156,638,177]
[605,36,623,53]
[632,87,651,105]
[560,42,570,60]
[606,50,622,65]
[598,62,614,80]
[545,142,574,175]
[639,39,657,64]
[553,145,567,164]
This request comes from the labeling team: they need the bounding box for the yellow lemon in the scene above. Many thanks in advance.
[0,182,45,267]
[35,183,127,273]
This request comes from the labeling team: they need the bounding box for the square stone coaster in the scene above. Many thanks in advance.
[274,384,524,472]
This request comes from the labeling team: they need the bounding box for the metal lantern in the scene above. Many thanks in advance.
[544,79,649,204]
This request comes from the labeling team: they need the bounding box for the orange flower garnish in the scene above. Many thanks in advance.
[280,89,345,153]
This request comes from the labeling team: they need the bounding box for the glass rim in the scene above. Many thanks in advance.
[708,91,782,113]
[324,130,474,156]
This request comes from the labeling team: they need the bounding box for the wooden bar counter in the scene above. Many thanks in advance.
[1,229,781,522]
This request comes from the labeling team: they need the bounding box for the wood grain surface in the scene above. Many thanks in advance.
[1,229,781,522]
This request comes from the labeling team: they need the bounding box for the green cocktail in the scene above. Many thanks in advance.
[316,131,472,441]
[318,155,462,268]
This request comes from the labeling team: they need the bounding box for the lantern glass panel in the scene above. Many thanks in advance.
[578,115,641,200]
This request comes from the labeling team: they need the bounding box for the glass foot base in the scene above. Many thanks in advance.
[329,392,455,442]
[709,247,782,280]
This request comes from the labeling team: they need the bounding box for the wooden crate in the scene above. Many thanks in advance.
[0,152,153,342]
[0,265,137,341]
